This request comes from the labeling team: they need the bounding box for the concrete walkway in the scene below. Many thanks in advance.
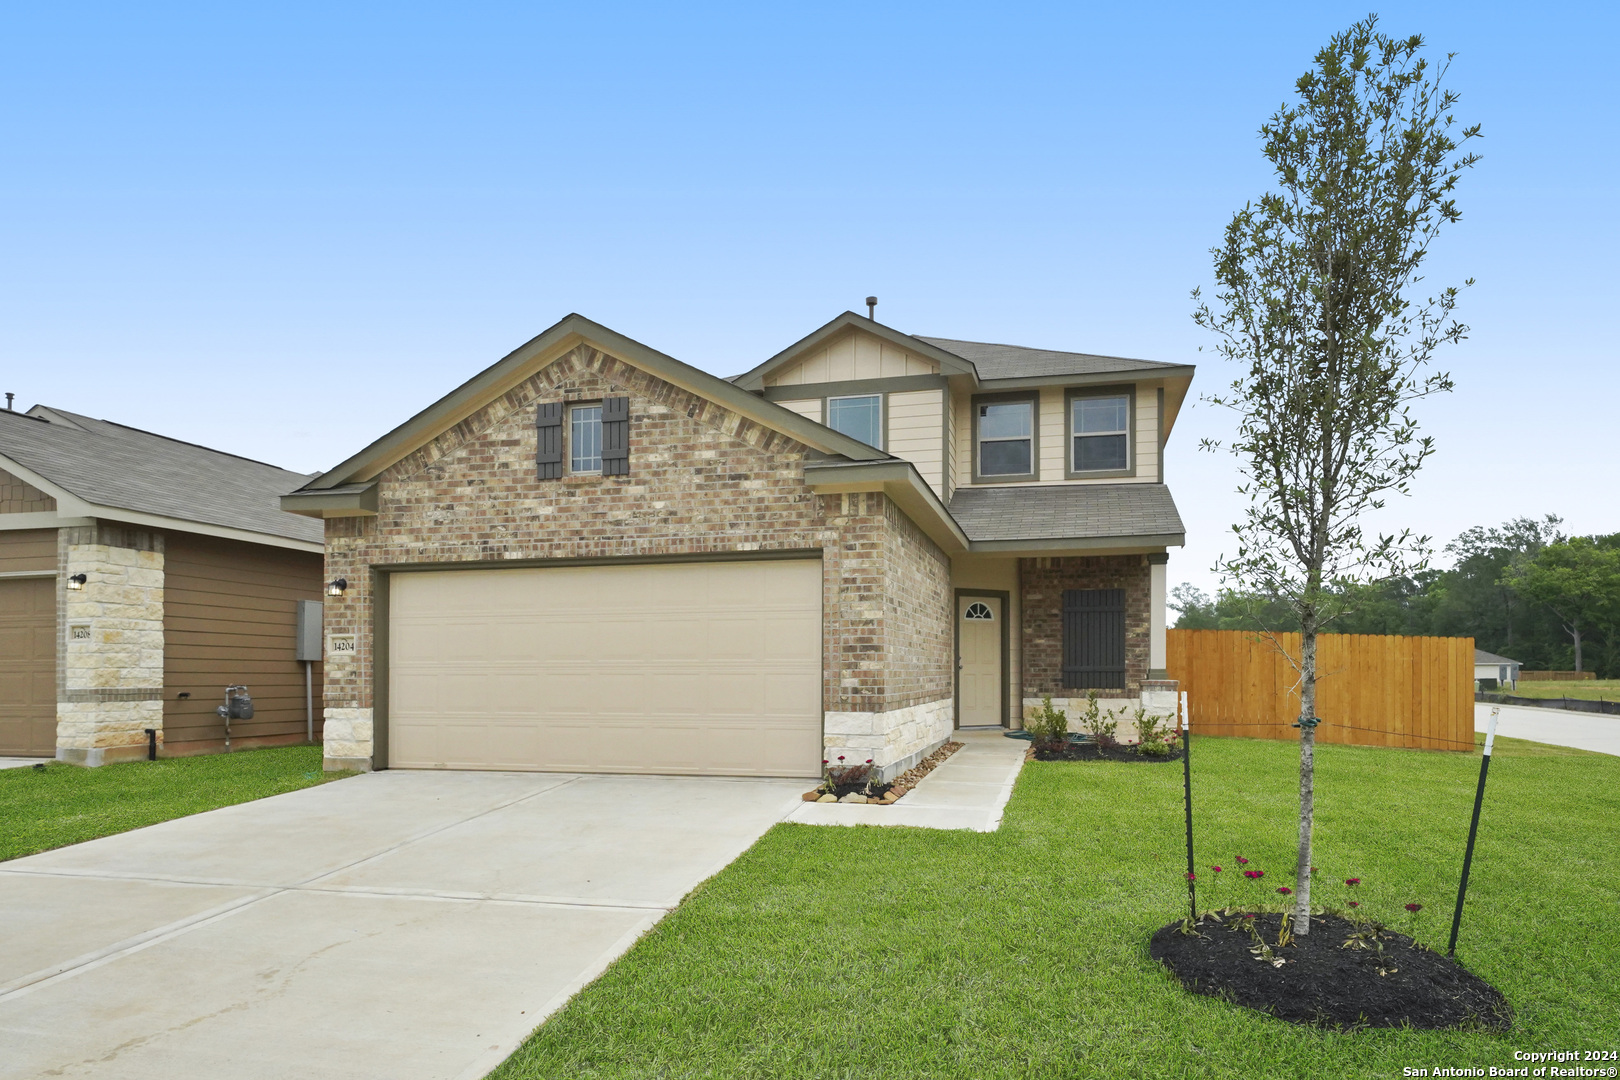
[1477,702,1620,757]
[0,757,47,770]
[786,727,1027,832]
[0,770,806,1080]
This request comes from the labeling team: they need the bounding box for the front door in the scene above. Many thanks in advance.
[958,595,1002,727]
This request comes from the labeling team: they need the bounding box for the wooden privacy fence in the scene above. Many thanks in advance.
[1166,629,1475,752]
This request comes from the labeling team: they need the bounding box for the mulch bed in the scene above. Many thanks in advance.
[1030,741,1184,764]
[803,741,964,804]
[1149,911,1512,1030]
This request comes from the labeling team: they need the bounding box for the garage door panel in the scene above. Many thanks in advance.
[388,560,822,776]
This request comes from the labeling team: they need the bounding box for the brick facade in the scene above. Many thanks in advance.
[1020,554,1152,697]
[321,343,953,770]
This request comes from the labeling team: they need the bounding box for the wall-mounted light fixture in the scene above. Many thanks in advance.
[326,578,348,597]
[66,573,87,591]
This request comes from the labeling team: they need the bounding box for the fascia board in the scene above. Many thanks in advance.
[732,312,978,391]
[280,483,379,518]
[804,460,970,553]
[302,314,885,492]
[0,511,95,530]
[0,450,97,516]
[967,533,1185,555]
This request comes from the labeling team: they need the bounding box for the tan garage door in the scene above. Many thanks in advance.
[388,559,822,777]
[0,576,57,756]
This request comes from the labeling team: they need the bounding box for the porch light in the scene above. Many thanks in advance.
[326,578,348,597]
[66,573,87,591]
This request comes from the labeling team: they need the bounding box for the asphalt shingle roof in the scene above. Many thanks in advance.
[948,483,1184,543]
[915,337,1185,380]
[1474,649,1520,666]
[0,407,323,544]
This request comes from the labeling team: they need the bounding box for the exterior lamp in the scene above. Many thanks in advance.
[66,573,87,591]
[326,578,348,597]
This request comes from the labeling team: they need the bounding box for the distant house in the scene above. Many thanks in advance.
[1474,648,1521,691]
[0,404,326,764]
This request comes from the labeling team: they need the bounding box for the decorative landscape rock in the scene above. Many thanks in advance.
[802,740,963,805]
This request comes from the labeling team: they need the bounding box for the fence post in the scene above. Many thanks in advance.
[1448,708,1499,957]
[1181,690,1195,923]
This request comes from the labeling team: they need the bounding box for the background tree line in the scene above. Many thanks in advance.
[1170,516,1620,676]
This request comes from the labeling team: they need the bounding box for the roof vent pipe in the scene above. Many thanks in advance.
[866,296,877,320]
[4,393,12,411]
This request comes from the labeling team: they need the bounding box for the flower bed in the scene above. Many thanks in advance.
[1028,739,1184,764]
[1150,911,1511,1029]
[800,741,963,805]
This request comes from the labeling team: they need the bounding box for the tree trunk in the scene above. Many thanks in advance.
[1572,624,1583,673]
[1295,626,1317,936]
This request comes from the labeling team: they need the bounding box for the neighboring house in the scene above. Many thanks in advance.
[1474,648,1520,691]
[0,405,326,763]
[283,311,1192,778]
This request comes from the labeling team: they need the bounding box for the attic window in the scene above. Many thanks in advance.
[827,394,883,449]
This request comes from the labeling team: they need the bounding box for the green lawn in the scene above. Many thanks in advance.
[1508,679,1620,702]
[492,735,1620,1080]
[0,745,354,862]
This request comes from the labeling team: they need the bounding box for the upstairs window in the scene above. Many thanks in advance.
[827,394,883,449]
[975,398,1035,479]
[570,404,603,473]
[1070,391,1131,475]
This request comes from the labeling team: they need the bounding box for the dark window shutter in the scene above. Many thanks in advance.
[536,402,563,479]
[601,395,629,476]
[1062,588,1125,689]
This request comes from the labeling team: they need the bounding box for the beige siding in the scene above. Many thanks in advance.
[766,328,938,386]
[886,389,945,496]
[0,468,55,513]
[776,398,823,423]
[943,389,957,498]
[162,532,324,753]
[960,384,1162,488]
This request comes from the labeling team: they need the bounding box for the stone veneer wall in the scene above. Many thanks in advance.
[1021,554,1152,698]
[56,524,165,765]
[321,343,955,772]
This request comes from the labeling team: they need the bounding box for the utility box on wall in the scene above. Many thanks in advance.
[295,600,324,662]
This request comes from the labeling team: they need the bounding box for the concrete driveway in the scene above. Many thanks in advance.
[1477,702,1620,757]
[0,769,805,1079]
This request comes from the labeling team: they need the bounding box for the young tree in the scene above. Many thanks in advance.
[1192,17,1480,934]
[1505,538,1620,673]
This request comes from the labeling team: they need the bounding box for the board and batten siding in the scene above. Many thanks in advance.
[161,532,325,753]
[886,389,945,496]
[765,328,938,386]
[775,398,823,424]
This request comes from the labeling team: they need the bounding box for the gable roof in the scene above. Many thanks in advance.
[292,312,891,498]
[1475,649,1520,667]
[729,312,977,391]
[913,337,1187,382]
[0,406,323,546]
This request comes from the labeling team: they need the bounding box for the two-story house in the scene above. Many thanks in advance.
[283,310,1191,778]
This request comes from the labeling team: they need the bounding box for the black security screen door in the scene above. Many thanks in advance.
[1062,588,1125,689]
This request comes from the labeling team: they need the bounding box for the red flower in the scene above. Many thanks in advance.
[1210,865,1223,873]
[1349,901,1360,908]
[1345,878,1360,886]
[1186,872,1196,881]
[1277,886,1292,895]
[1405,903,1423,913]
[1236,857,1250,865]
[1243,869,1264,880]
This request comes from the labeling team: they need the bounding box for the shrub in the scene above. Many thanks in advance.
[1133,706,1175,757]
[1026,696,1068,752]
[1076,690,1119,747]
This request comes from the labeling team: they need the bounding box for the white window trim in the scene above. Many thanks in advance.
[569,402,604,475]
[825,393,884,451]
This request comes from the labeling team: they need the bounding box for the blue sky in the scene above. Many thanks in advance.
[1,2,1613,597]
